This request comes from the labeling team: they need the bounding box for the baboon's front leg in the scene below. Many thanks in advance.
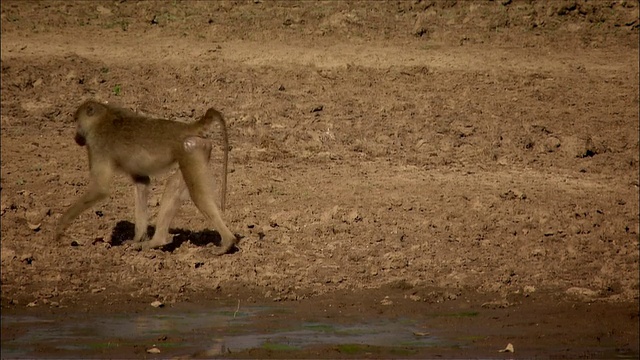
[133,175,151,242]
[55,161,113,241]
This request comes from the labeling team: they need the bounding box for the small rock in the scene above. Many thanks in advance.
[498,343,514,353]
[146,347,161,354]
[481,299,512,309]
[20,254,34,265]
[342,209,362,224]
[501,189,526,200]
[523,285,536,295]
[310,105,323,113]
[25,207,48,231]
[26,301,38,307]
[1,247,16,262]
[567,224,581,234]
[150,300,164,308]
[321,205,339,222]
[566,287,598,299]
[531,248,545,257]
[412,13,429,37]
[96,5,112,15]
[389,197,403,207]
[544,136,561,152]
[557,3,577,16]
[380,296,393,306]
[458,125,475,137]
[27,221,41,231]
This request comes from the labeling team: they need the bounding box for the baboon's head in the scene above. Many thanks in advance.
[74,100,106,146]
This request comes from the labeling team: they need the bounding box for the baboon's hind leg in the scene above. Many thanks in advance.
[179,137,237,255]
[135,172,189,250]
[132,175,151,243]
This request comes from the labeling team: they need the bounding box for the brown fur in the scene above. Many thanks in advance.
[56,100,236,255]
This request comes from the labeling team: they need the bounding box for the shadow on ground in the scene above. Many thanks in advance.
[109,220,239,253]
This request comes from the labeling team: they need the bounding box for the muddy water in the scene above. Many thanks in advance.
[2,296,638,359]
[2,306,441,358]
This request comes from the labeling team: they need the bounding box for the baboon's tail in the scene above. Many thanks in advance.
[198,108,228,211]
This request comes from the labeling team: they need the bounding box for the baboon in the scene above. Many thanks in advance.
[55,100,237,255]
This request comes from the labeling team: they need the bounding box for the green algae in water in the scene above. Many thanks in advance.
[261,342,299,351]
[303,323,336,333]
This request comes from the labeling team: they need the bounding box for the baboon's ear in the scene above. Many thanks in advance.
[86,103,96,116]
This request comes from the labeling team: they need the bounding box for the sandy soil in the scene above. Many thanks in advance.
[1,0,639,358]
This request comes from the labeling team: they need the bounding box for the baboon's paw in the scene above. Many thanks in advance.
[127,241,144,251]
[132,234,150,243]
[213,244,236,256]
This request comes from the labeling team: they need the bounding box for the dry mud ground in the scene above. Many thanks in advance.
[1,1,639,358]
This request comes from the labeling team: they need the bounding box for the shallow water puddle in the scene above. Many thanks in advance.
[1,307,440,358]
[225,321,440,351]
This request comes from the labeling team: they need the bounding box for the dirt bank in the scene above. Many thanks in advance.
[1,1,638,357]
